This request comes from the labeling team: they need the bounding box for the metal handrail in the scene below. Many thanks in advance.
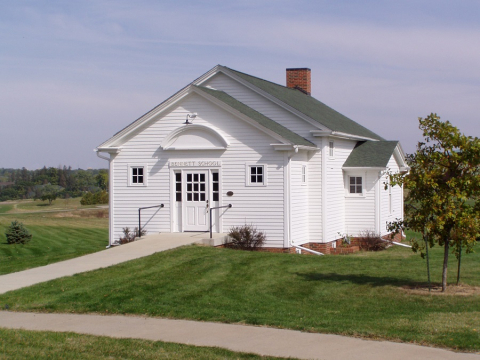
[209,204,232,238]
[138,204,164,237]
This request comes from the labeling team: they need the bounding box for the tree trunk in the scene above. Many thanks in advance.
[442,239,449,292]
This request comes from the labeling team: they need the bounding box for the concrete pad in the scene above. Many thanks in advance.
[0,311,478,360]
[0,232,213,295]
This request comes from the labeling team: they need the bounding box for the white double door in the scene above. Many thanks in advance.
[183,170,210,231]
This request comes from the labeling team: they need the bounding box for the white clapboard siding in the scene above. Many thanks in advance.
[379,155,402,236]
[344,170,378,236]
[324,138,356,241]
[111,93,285,247]
[290,155,309,244]
[204,73,316,140]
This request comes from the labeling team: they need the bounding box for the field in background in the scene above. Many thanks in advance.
[0,198,108,275]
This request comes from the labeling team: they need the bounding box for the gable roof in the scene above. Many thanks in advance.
[343,141,399,168]
[195,86,315,148]
[220,66,384,141]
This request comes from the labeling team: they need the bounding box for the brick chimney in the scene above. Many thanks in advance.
[286,68,311,95]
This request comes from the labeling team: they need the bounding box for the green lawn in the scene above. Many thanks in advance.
[0,203,13,214]
[0,328,287,359]
[1,241,478,351]
[0,200,108,275]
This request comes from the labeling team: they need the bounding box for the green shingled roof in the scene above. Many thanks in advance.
[195,86,316,147]
[343,141,399,168]
[222,66,384,141]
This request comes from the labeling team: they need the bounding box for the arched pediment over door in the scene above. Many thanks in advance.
[161,124,229,150]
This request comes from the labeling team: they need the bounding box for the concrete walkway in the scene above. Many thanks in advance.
[0,232,213,295]
[1,311,479,360]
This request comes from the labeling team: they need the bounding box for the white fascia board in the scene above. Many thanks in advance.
[200,66,329,132]
[96,147,121,154]
[310,130,333,137]
[394,143,409,168]
[271,144,318,151]
[190,64,223,86]
[342,166,386,171]
[97,86,193,149]
[311,130,380,142]
[191,86,292,146]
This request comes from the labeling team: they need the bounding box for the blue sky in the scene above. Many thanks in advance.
[1,0,479,169]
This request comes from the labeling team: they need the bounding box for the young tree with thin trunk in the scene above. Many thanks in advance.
[388,114,479,292]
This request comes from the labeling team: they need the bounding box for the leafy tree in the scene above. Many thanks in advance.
[5,220,32,245]
[95,170,108,191]
[35,184,64,205]
[388,114,480,292]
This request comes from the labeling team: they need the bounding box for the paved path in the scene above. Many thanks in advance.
[1,311,479,360]
[1,233,478,359]
[0,232,209,295]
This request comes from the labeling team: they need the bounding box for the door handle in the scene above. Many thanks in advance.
[206,200,209,213]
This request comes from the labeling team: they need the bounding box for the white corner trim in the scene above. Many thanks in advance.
[321,138,327,242]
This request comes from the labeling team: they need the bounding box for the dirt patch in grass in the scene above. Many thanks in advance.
[53,209,108,219]
[401,284,480,296]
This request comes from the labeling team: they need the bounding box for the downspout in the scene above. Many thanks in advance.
[291,243,324,255]
[287,147,298,249]
[96,150,114,248]
[285,151,292,248]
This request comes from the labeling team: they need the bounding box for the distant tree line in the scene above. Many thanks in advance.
[0,166,108,202]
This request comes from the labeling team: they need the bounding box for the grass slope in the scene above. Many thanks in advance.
[0,328,287,359]
[0,199,108,275]
[1,243,479,351]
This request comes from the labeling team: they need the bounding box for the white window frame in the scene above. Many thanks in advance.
[345,173,364,197]
[246,163,267,187]
[329,140,335,158]
[301,164,307,185]
[128,164,148,187]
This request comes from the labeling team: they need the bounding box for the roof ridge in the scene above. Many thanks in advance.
[220,65,291,90]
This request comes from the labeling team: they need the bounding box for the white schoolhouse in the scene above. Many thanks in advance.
[96,65,407,253]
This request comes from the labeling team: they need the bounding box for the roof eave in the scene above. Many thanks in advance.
[342,166,387,171]
[271,144,318,152]
[310,130,380,142]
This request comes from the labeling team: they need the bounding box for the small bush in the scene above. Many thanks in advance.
[5,220,32,245]
[357,230,390,251]
[116,227,146,245]
[225,224,266,251]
